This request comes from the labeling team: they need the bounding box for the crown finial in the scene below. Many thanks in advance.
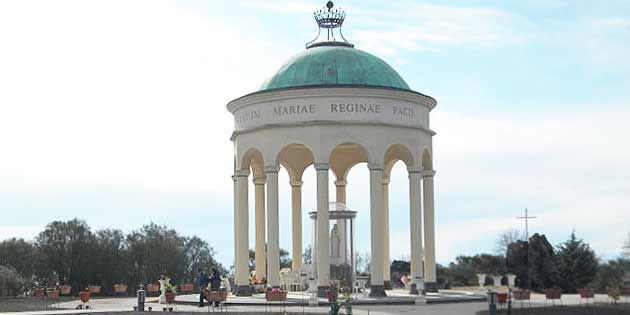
[306,1,354,48]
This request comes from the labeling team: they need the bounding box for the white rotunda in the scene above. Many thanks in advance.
[228,1,438,297]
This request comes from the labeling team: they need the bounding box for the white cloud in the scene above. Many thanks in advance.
[350,2,533,57]
[429,107,630,262]
[0,0,286,197]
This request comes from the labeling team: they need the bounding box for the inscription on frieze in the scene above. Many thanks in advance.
[330,103,382,113]
[234,100,423,129]
[235,109,261,124]
[273,104,316,117]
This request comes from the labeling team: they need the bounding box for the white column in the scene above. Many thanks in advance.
[291,180,303,271]
[423,170,437,285]
[232,175,238,285]
[368,164,386,296]
[408,170,424,293]
[266,166,280,287]
[315,163,330,294]
[235,170,251,295]
[335,180,347,266]
[335,180,347,204]
[253,177,266,281]
[382,178,391,287]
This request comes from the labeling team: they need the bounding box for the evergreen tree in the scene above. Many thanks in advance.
[506,240,529,288]
[555,231,598,293]
[528,233,558,290]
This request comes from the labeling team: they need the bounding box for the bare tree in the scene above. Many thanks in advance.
[495,227,525,256]
[623,232,630,259]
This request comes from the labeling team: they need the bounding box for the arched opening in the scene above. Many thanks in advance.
[328,143,370,288]
[234,148,265,295]
[383,144,416,290]
[275,143,315,277]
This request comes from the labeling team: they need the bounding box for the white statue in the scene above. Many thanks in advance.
[158,275,172,304]
[330,224,343,265]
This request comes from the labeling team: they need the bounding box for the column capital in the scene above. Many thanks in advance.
[334,180,347,187]
[382,178,391,185]
[422,170,436,177]
[367,163,384,171]
[407,166,423,174]
[264,165,280,174]
[253,177,266,185]
[235,169,250,177]
[314,163,329,171]
[290,180,304,187]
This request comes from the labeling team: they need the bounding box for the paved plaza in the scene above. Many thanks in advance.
[2,290,629,315]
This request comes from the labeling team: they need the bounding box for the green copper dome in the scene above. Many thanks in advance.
[260,46,411,91]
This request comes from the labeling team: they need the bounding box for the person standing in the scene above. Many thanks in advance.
[208,267,222,307]
[195,268,210,307]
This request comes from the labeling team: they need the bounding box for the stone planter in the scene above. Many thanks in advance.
[146,284,160,295]
[497,293,508,304]
[544,289,561,300]
[326,290,338,302]
[165,291,176,304]
[46,290,60,300]
[578,288,594,299]
[113,284,128,294]
[265,289,288,302]
[60,285,72,295]
[79,291,90,303]
[34,288,45,298]
[491,275,503,287]
[512,289,531,301]
[88,285,101,295]
[506,274,517,288]
[180,284,194,293]
[476,274,487,288]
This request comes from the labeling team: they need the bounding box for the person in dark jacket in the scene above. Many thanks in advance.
[208,267,222,307]
[195,268,210,307]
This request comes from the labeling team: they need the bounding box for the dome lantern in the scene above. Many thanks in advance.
[307,1,354,49]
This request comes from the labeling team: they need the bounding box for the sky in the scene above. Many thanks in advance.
[1,0,629,268]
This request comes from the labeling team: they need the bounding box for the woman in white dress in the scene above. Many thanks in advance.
[158,275,172,304]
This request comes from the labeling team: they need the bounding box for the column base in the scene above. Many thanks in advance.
[369,285,387,297]
[409,283,419,295]
[424,282,438,293]
[317,286,329,298]
[234,285,252,296]
[383,281,392,290]
[414,295,427,305]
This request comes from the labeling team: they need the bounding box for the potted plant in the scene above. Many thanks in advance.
[46,289,60,300]
[326,282,339,302]
[33,288,46,298]
[60,284,72,295]
[113,284,128,294]
[146,283,160,295]
[88,285,101,295]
